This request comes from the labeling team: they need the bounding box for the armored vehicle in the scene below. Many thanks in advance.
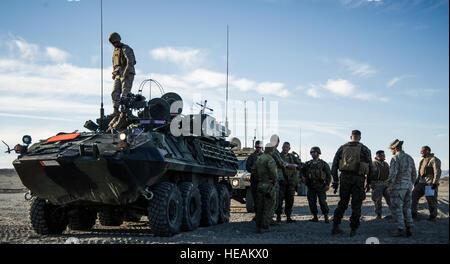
[10,86,238,237]
[228,138,255,213]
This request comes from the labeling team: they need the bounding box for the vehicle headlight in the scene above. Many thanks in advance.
[232,179,239,187]
[119,133,127,141]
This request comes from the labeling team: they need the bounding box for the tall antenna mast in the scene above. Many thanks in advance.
[261,97,264,144]
[225,25,229,133]
[244,100,247,148]
[299,127,302,160]
[99,0,104,120]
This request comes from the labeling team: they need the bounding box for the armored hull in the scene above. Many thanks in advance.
[14,132,236,206]
[11,91,238,236]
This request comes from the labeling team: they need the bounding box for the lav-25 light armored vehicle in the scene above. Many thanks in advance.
[10,85,238,237]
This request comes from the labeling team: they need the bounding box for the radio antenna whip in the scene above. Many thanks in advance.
[99,0,105,121]
[225,25,229,133]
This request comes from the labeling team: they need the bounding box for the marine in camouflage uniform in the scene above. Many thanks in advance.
[302,146,331,223]
[252,145,278,233]
[386,139,416,237]
[108,32,136,130]
[411,146,441,221]
[331,130,373,237]
[275,142,302,223]
[369,150,391,219]
[246,140,263,214]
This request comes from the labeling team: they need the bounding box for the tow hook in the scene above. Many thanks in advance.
[143,187,154,200]
[24,191,32,201]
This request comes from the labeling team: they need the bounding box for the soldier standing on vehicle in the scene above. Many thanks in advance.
[252,143,278,233]
[246,140,263,217]
[386,139,416,237]
[411,146,441,221]
[108,32,136,129]
[368,150,391,219]
[302,146,331,223]
[331,130,373,237]
[276,142,302,223]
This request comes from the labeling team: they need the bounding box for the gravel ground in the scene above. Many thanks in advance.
[0,172,448,244]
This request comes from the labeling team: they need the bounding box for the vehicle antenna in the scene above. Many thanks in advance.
[99,0,105,122]
[225,25,229,133]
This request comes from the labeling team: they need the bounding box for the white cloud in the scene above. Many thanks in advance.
[306,87,321,98]
[323,79,355,96]
[46,47,69,62]
[401,88,439,97]
[387,75,412,87]
[302,79,388,102]
[149,47,204,68]
[340,58,376,77]
[13,39,39,61]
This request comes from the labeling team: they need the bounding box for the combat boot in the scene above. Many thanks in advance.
[286,216,296,223]
[331,223,343,235]
[406,227,412,237]
[392,229,406,237]
[376,213,382,220]
[309,214,318,222]
[324,215,329,223]
[270,219,280,226]
[350,228,357,237]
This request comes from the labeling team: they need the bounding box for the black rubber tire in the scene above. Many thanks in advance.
[199,183,219,227]
[29,198,68,235]
[179,182,201,231]
[245,188,255,213]
[98,208,124,226]
[148,182,183,237]
[67,207,97,231]
[216,183,231,223]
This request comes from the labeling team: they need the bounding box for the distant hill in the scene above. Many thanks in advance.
[0,169,17,177]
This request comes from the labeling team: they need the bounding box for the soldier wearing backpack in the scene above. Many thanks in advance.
[330,130,373,237]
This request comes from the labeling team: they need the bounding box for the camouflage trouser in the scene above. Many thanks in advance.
[333,173,365,229]
[272,181,280,215]
[250,175,258,213]
[255,185,276,229]
[112,74,134,109]
[371,182,391,215]
[390,188,413,230]
[307,186,329,215]
[275,180,296,217]
[411,183,438,218]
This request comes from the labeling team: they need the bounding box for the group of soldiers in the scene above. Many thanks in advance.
[106,33,442,237]
[246,130,442,237]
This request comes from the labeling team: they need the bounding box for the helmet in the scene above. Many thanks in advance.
[108,32,121,43]
[310,146,321,154]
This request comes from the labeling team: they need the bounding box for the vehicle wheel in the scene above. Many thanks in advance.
[199,183,219,227]
[68,207,97,231]
[29,198,68,235]
[98,208,124,226]
[216,183,230,223]
[148,182,183,237]
[245,188,255,213]
[179,182,201,231]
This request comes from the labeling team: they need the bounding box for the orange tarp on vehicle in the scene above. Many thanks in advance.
[46,133,81,143]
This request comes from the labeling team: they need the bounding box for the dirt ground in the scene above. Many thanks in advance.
[0,170,448,244]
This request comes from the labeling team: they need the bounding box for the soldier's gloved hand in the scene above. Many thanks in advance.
[432,183,438,189]
[332,182,339,194]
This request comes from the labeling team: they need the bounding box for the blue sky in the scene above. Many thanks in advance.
[0,0,448,170]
